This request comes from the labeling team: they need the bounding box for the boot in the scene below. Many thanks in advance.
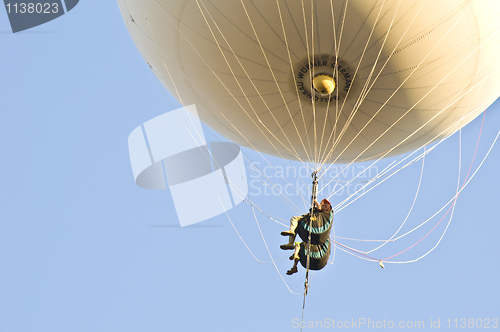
[280,216,299,236]
[280,235,296,250]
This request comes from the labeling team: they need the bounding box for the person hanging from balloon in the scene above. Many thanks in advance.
[280,198,333,275]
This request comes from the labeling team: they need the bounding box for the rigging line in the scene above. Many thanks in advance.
[145,4,309,215]
[316,0,343,167]
[330,0,349,150]
[222,142,311,211]
[323,8,468,170]
[383,112,487,256]
[149,71,306,212]
[334,243,379,263]
[331,239,379,261]
[301,170,318,328]
[235,161,316,228]
[222,198,291,264]
[300,0,316,168]
[196,1,310,166]
[311,0,345,169]
[140,2,230,193]
[248,164,308,214]
[246,0,303,64]
[221,200,266,263]
[320,0,391,159]
[328,142,426,206]
[210,146,304,265]
[364,146,426,254]
[144,35,298,220]
[319,5,401,168]
[348,0,400,113]
[202,1,295,69]
[331,97,490,212]
[275,0,314,160]
[340,0,380,57]
[201,1,313,164]
[325,143,430,203]
[217,110,312,197]
[242,198,289,226]
[349,0,402,115]
[335,236,395,243]
[329,144,426,188]
[145,18,313,226]
[387,121,500,264]
[324,8,488,170]
[300,297,307,332]
[150,1,317,200]
[322,0,401,160]
[319,0,473,168]
[329,220,336,264]
[325,54,496,204]
[154,2,313,170]
[250,205,302,295]
[331,137,445,213]
[147,1,299,167]
[310,0,318,168]
[331,153,424,211]
[206,140,307,217]
[324,0,359,169]
[248,2,316,164]
[331,0,348,56]
[332,49,500,211]
[142,93,271,268]
[150,75,304,214]
[384,191,456,261]
[320,35,500,191]
[331,149,427,210]
[240,158,304,215]
[333,150,428,211]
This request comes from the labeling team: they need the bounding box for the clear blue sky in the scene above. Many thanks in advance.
[1,2,499,331]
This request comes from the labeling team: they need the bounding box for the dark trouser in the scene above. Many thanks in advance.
[298,242,331,271]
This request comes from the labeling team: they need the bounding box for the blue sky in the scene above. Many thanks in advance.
[1,2,499,331]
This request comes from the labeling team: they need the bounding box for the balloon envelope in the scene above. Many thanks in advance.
[117,0,500,164]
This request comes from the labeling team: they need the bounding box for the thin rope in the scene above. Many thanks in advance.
[320,0,392,165]
[329,107,494,264]
[364,146,426,254]
[251,205,302,295]
[275,0,314,160]
[319,1,474,169]
[196,0,312,166]
[148,0,315,209]
[383,110,486,261]
[321,58,500,202]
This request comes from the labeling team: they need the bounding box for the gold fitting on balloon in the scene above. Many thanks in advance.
[313,74,336,96]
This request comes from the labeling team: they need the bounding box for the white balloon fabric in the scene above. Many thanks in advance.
[128,105,248,227]
[118,0,500,164]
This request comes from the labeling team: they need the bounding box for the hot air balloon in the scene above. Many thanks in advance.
[117,0,500,168]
